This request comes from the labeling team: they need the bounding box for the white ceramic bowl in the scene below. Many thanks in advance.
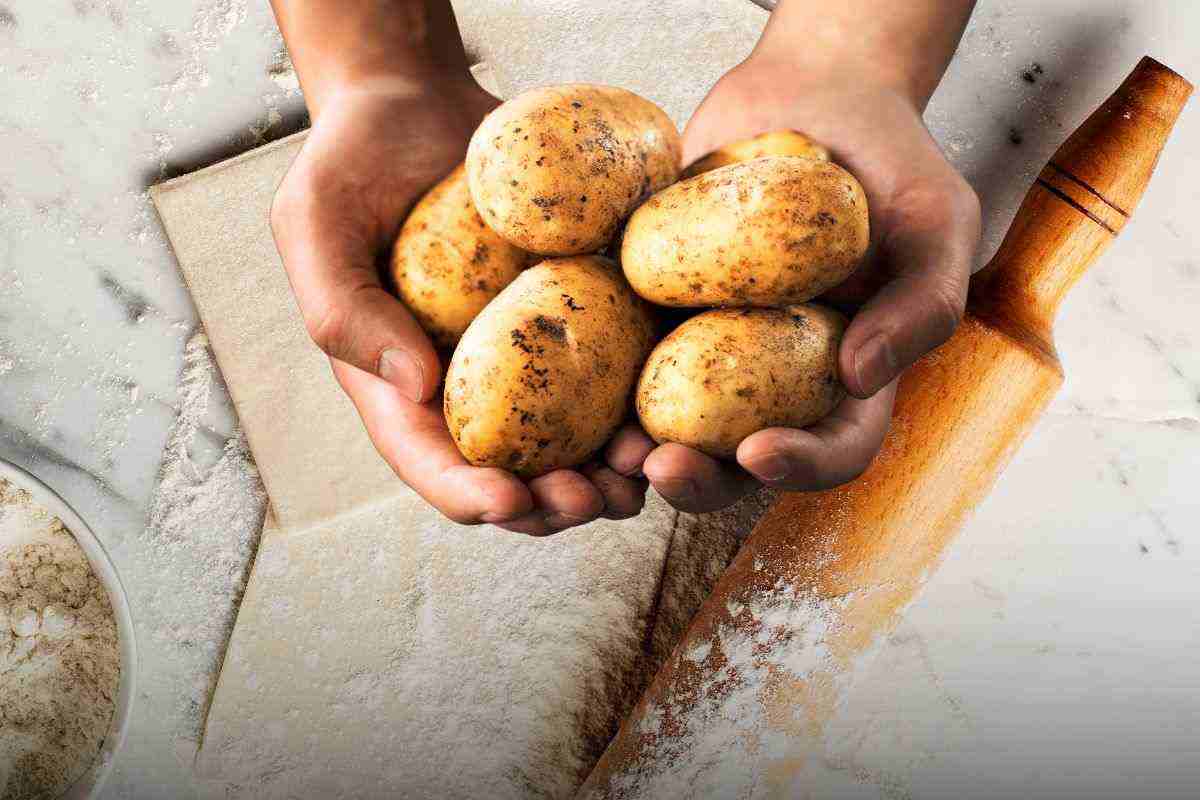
[0,459,137,800]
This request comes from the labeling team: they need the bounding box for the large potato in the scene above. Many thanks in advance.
[636,305,846,459]
[466,84,681,256]
[445,255,655,477]
[391,163,534,348]
[681,129,830,178]
[621,156,869,307]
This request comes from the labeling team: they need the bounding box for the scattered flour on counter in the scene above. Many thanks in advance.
[0,478,121,800]
[141,331,265,747]
[157,0,248,108]
[253,38,302,144]
[151,132,175,180]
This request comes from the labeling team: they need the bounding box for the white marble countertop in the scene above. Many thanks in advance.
[0,1,1196,798]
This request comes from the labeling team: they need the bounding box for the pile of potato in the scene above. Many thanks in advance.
[390,84,869,478]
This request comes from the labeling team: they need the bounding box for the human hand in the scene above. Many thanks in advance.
[631,46,981,512]
[270,76,650,535]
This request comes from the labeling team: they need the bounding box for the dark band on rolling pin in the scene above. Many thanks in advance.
[1035,178,1119,235]
[1046,162,1131,217]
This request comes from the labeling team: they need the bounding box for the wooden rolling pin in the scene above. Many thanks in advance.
[580,56,1192,798]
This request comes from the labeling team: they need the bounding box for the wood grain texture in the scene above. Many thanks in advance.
[581,57,1191,798]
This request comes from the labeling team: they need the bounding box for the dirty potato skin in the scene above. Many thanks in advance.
[466,84,681,256]
[681,129,830,178]
[391,163,535,349]
[444,255,656,478]
[621,156,869,307]
[636,305,847,459]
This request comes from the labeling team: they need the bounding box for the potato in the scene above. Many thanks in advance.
[636,304,846,459]
[466,84,681,256]
[621,156,869,307]
[391,164,534,348]
[444,255,655,477]
[681,129,830,178]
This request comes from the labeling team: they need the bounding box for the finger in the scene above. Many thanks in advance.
[643,443,758,514]
[332,360,532,524]
[737,381,897,491]
[496,469,606,536]
[529,470,605,530]
[271,171,441,403]
[840,181,980,398]
[582,463,648,520]
[604,423,656,478]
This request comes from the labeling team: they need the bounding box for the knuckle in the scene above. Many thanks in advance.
[891,175,980,233]
[305,302,351,360]
[939,177,983,240]
[924,279,965,345]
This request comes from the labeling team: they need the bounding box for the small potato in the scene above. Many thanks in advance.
[681,129,830,178]
[621,156,869,307]
[445,255,655,477]
[467,84,681,256]
[391,164,534,348]
[636,305,847,459]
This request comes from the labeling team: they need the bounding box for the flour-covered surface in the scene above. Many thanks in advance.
[132,332,265,751]
[1,0,1199,798]
[196,497,671,800]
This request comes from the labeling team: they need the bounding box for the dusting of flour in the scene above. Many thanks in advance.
[140,331,265,751]
[611,580,855,799]
[156,0,248,109]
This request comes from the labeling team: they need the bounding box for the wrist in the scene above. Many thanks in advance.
[310,66,494,125]
[276,0,482,120]
[729,49,923,124]
[750,0,972,111]
[747,38,926,113]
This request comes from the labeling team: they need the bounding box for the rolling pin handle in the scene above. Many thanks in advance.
[971,56,1191,342]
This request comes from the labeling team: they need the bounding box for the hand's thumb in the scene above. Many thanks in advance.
[271,190,440,403]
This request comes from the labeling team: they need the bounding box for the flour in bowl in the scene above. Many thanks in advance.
[0,477,121,800]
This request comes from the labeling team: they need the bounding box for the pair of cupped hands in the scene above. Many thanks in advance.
[271,57,980,536]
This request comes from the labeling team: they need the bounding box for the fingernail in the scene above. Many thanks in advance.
[379,348,424,402]
[745,453,793,482]
[654,478,697,504]
[544,512,591,529]
[480,511,515,524]
[853,333,897,395]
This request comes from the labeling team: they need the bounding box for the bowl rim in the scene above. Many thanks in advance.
[0,458,138,800]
